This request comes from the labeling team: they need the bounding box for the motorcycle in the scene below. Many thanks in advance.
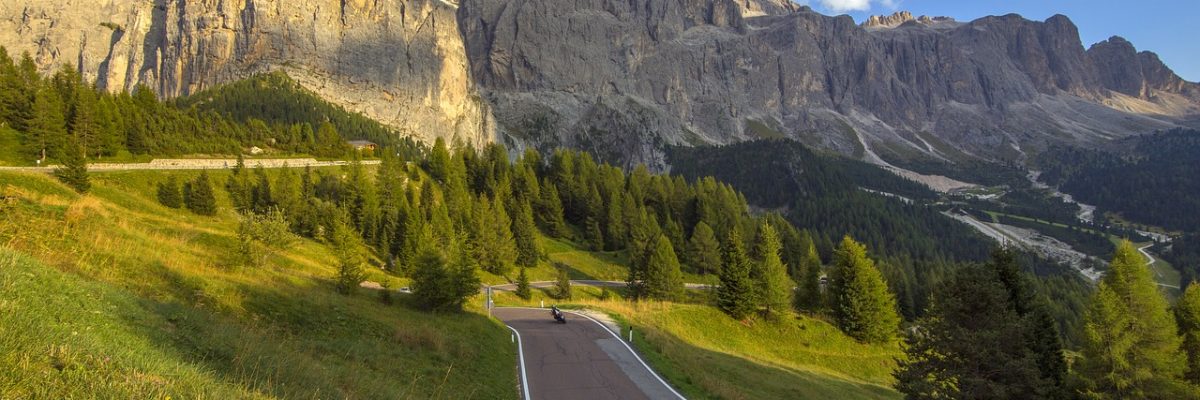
[551,307,567,324]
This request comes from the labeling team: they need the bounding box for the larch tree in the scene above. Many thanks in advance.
[718,229,756,320]
[1176,282,1200,385]
[795,231,824,311]
[54,133,89,193]
[644,235,684,301]
[512,198,541,269]
[1077,240,1189,399]
[515,266,532,300]
[754,223,793,316]
[828,236,900,344]
[687,221,721,275]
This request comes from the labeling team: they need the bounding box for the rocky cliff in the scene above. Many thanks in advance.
[459,2,1200,167]
[0,0,494,146]
[2,1,1197,170]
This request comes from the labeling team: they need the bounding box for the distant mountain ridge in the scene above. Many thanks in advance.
[2,0,1196,168]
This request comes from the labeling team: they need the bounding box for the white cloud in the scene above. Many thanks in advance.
[805,0,901,13]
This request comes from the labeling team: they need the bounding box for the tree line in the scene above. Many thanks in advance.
[0,47,411,163]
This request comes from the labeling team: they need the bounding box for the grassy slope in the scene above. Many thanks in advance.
[0,170,515,399]
[491,291,901,399]
[608,303,901,400]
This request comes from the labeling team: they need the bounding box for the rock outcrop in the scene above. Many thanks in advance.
[1,1,1197,169]
[0,0,494,146]
[862,11,956,29]
[459,3,1200,167]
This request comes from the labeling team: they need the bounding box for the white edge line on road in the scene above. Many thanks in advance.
[506,325,532,400]
[498,307,687,400]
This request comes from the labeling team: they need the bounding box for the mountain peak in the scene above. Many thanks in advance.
[862,11,956,29]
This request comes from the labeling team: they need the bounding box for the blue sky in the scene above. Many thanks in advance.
[796,0,1200,81]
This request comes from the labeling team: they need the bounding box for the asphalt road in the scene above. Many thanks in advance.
[494,307,684,400]
[490,280,713,291]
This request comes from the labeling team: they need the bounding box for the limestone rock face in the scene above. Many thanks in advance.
[0,0,495,146]
[1,1,1197,169]
[459,3,1200,167]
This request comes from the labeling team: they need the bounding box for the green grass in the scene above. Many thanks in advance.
[0,126,30,166]
[594,302,901,399]
[0,170,516,399]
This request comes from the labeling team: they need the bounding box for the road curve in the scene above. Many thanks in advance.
[494,307,684,400]
[490,280,713,291]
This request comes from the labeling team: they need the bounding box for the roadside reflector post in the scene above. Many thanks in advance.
[540,300,544,308]
[628,328,633,342]
[511,333,515,343]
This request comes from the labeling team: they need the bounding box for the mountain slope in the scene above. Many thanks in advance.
[2,1,1197,168]
[459,3,1199,167]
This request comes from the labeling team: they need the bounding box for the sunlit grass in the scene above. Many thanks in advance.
[0,170,516,399]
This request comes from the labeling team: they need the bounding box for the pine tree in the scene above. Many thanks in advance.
[157,176,183,208]
[644,235,684,301]
[185,172,218,216]
[427,137,451,184]
[226,154,252,212]
[411,234,481,312]
[895,258,1067,399]
[515,266,532,300]
[54,134,90,193]
[755,223,793,316]
[1177,282,1200,385]
[687,221,721,275]
[829,236,899,344]
[472,195,517,275]
[586,216,604,251]
[795,232,824,311]
[69,82,99,158]
[1077,240,1189,398]
[26,85,67,161]
[553,265,572,300]
[537,180,568,237]
[512,199,541,268]
[718,230,756,320]
[331,217,366,295]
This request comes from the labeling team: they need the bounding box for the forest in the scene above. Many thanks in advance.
[1036,128,1200,232]
[0,47,415,163]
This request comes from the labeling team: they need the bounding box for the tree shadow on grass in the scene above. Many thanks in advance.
[633,325,901,400]
[122,266,517,399]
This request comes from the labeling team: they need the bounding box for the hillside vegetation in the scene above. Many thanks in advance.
[0,170,516,399]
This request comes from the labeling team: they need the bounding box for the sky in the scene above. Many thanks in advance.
[795,0,1200,82]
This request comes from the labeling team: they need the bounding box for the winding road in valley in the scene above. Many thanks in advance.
[495,307,685,400]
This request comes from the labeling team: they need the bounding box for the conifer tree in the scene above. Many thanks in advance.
[795,232,824,311]
[718,230,756,319]
[553,265,572,300]
[829,236,899,344]
[1077,240,1188,398]
[586,217,604,251]
[157,176,183,208]
[69,82,99,157]
[55,134,90,193]
[895,252,1068,399]
[537,180,568,238]
[26,85,67,161]
[226,154,252,212]
[185,172,218,216]
[515,266,532,300]
[687,221,721,275]
[411,233,481,312]
[428,137,451,184]
[644,235,684,301]
[1176,282,1200,385]
[755,223,793,316]
[331,217,366,295]
[512,199,541,268]
[472,195,516,275]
